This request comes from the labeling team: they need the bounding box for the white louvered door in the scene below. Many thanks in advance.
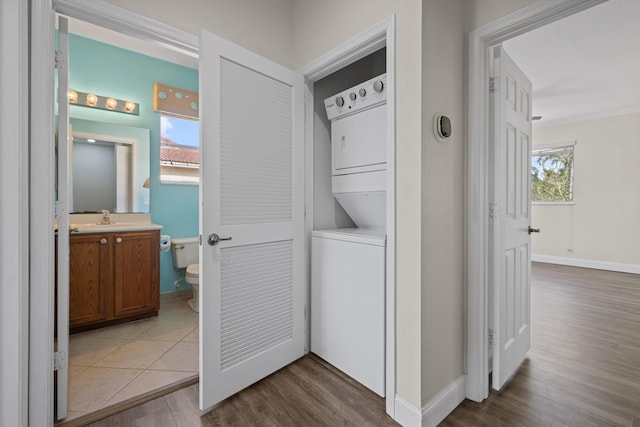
[199,30,305,411]
[491,46,533,390]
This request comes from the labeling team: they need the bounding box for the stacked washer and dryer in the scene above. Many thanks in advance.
[311,74,387,397]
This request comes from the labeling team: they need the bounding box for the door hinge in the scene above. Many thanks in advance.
[199,235,203,246]
[489,202,498,219]
[488,328,494,346]
[54,50,66,70]
[54,200,68,218]
[489,77,498,94]
[54,351,66,371]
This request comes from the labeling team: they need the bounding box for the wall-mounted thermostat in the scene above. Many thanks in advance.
[433,113,452,143]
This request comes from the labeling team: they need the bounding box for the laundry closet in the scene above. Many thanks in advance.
[310,48,387,397]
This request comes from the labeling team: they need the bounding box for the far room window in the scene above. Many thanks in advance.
[154,82,200,185]
[160,114,199,184]
[531,143,575,203]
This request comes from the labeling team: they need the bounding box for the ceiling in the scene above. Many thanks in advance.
[503,0,640,128]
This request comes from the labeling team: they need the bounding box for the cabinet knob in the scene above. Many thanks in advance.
[116,237,122,243]
[100,238,107,245]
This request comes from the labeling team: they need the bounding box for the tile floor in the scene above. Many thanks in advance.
[63,294,198,422]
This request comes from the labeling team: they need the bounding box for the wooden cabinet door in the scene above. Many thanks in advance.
[69,234,111,327]
[113,231,160,318]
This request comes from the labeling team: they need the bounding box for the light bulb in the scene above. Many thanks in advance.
[68,90,78,103]
[86,93,98,107]
[105,98,118,110]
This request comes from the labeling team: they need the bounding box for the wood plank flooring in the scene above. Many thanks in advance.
[87,354,397,426]
[442,262,640,426]
[89,262,640,426]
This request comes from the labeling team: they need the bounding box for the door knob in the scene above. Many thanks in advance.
[528,226,541,235]
[207,233,232,246]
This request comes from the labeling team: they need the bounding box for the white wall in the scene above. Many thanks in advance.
[532,113,640,268]
[421,0,466,403]
[0,0,29,425]
[104,0,296,68]
[418,0,539,407]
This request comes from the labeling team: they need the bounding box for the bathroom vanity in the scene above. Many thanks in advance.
[58,214,163,333]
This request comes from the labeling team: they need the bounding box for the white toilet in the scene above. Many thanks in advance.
[171,237,200,312]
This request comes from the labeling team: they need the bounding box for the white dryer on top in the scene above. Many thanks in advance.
[324,74,387,230]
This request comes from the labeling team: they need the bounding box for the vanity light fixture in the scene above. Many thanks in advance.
[68,89,139,115]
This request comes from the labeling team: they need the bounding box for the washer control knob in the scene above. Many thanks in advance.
[349,92,357,101]
[373,80,384,92]
[335,96,344,107]
[359,88,367,97]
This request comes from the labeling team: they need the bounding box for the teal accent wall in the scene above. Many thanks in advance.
[68,34,199,294]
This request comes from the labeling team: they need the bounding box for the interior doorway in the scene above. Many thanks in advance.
[466,0,613,402]
[54,13,200,424]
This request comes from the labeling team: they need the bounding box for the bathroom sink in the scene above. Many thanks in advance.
[69,222,163,233]
[65,213,163,233]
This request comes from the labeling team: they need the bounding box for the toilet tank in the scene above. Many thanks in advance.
[171,237,199,268]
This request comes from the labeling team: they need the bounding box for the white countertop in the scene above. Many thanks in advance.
[56,213,163,234]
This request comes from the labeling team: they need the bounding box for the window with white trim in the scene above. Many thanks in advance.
[531,143,575,203]
[154,83,200,185]
[160,114,199,184]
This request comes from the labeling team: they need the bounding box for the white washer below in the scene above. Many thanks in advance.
[311,228,386,397]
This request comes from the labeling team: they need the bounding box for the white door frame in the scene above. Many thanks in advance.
[0,1,30,425]
[297,16,396,416]
[29,0,197,422]
[465,0,608,402]
[31,0,399,421]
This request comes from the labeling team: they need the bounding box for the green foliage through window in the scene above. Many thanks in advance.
[531,145,574,202]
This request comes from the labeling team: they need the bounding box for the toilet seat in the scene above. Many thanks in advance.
[185,263,199,285]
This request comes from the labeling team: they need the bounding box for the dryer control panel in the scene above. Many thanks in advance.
[324,74,386,121]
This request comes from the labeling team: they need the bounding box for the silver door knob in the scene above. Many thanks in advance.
[207,233,232,246]
[528,226,541,235]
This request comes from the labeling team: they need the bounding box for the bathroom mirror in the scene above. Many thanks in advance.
[69,118,150,213]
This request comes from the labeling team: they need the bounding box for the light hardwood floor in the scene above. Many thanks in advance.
[443,262,640,426]
[87,354,396,426]
[89,263,640,426]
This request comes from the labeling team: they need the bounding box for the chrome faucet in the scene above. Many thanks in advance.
[101,209,111,225]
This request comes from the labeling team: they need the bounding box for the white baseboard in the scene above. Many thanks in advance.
[394,395,422,427]
[532,254,640,275]
[393,376,466,427]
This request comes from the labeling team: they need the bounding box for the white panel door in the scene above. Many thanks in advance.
[55,15,71,421]
[491,46,533,390]
[199,29,305,411]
